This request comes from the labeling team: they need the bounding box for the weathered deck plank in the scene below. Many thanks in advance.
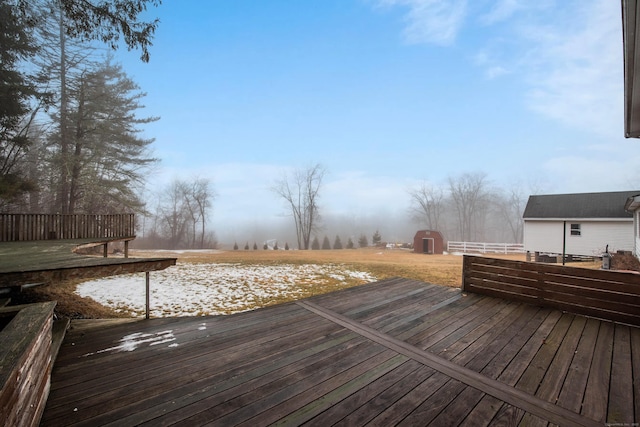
[41,278,638,426]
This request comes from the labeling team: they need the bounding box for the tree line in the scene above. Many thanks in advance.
[233,229,386,251]
[272,166,533,248]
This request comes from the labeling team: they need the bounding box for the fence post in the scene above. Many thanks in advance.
[461,255,471,291]
[145,272,150,319]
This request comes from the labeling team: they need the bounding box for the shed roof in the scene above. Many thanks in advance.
[522,191,639,219]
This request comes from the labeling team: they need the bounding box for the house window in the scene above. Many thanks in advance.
[570,223,581,236]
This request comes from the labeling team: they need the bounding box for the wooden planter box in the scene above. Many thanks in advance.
[0,302,56,427]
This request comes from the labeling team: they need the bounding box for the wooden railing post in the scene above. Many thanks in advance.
[145,272,150,319]
[461,255,471,291]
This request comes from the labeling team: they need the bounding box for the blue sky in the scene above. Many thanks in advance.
[115,0,639,242]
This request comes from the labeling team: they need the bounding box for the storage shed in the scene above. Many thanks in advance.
[413,230,444,254]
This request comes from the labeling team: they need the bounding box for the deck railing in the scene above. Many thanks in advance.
[447,241,525,254]
[0,213,135,242]
[462,255,640,326]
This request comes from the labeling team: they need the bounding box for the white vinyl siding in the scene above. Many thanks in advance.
[523,219,634,256]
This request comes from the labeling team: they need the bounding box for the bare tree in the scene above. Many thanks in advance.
[408,181,445,231]
[181,177,215,248]
[496,184,526,243]
[157,180,189,249]
[448,172,489,241]
[273,164,326,250]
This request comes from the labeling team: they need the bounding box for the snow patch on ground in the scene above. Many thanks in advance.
[75,263,377,317]
[83,330,176,356]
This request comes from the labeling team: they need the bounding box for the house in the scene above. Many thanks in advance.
[413,230,444,254]
[522,191,638,258]
[624,193,640,258]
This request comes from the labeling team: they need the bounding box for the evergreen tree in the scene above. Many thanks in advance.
[253,242,258,250]
[333,235,343,250]
[244,242,249,250]
[346,237,354,249]
[372,229,382,245]
[358,234,368,248]
[321,235,331,250]
[274,241,279,250]
[263,242,268,250]
[285,242,289,250]
[233,242,238,250]
[0,2,39,204]
[17,0,161,63]
[311,236,320,250]
[49,59,158,213]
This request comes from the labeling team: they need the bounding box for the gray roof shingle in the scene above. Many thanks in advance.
[523,191,640,219]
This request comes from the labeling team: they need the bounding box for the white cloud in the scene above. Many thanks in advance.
[376,0,468,45]
[375,0,623,136]
[520,0,623,137]
[479,0,523,25]
[542,142,640,192]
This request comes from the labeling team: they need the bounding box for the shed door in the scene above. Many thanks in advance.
[423,238,434,254]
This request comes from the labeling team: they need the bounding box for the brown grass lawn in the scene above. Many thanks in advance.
[22,248,602,319]
[134,247,478,286]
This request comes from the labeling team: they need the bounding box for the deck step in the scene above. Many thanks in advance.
[51,317,70,364]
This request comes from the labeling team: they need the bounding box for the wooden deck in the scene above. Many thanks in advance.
[41,277,639,426]
[0,240,175,288]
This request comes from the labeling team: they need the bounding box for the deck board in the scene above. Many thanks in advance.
[41,278,638,426]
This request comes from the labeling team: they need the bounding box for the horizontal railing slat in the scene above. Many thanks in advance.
[463,255,640,326]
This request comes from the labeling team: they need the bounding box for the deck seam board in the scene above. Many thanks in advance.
[296,300,601,427]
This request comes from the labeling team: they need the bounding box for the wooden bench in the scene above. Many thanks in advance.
[462,255,640,326]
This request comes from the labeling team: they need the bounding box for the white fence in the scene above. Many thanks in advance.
[447,241,525,254]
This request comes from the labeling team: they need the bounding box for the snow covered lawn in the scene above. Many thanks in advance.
[75,262,377,317]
